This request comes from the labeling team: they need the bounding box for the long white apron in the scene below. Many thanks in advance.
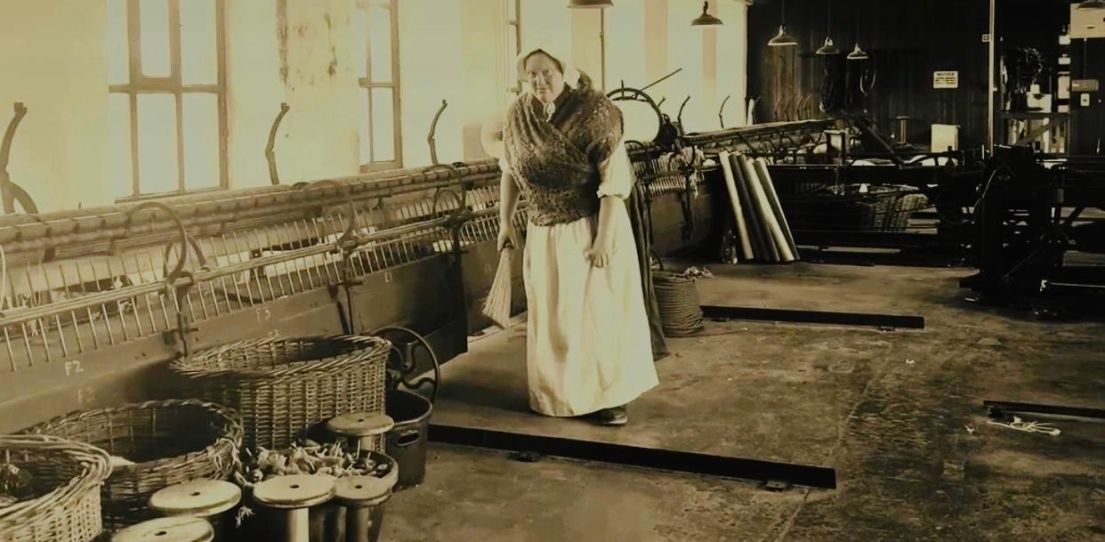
[509,141,659,417]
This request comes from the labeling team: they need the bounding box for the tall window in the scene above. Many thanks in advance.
[107,0,227,199]
[355,0,402,171]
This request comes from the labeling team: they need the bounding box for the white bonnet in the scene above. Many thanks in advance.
[515,42,582,89]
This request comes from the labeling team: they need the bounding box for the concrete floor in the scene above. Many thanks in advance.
[380,262,1105,542]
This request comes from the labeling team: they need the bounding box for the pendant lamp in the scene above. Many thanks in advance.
[847,43,869,61]
[815,0,839,55]
[767,0,797,47]
[816,37,839,56]
[567,0,612,8]
[691,1,723,26]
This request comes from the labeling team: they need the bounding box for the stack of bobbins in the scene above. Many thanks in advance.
[326,412,395,454]
[148,480,242,541]
[332,458,400,542]
[111,517,215,542]
[251,474,337,542]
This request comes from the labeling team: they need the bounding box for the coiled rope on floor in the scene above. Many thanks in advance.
[652,268,704,337]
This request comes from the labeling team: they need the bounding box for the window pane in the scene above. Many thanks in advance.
[107,0,129,85]
[137,94,178,194]
[371,88,395,162]
[354,7,368,79]
[108,93,133,198]
[182,93,220,190]
[358,87,371,163]
[368,6,392,83]
[181,0,217,85]
[139,0,172,77]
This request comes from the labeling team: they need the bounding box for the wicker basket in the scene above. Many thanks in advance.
[0,434,112,542]
[171,335,390,451]
[781,184,929,233]
[24,399,243,532]
[653,271,704,337]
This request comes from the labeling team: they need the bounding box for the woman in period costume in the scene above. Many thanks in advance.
[494,44,659,426]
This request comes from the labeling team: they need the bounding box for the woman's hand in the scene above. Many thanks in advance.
[586,229,615,268]
[497,225,519,252]
[587,196,621,268]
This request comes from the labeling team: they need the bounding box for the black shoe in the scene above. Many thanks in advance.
[598,406,628,426]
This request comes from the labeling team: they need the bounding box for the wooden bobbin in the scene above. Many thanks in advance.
[333,471,399,542]
[326,412,394,453]
[252,474,336,542]
[111,516,215,542]
[149,480,242,519]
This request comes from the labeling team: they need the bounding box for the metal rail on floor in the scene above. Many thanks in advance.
[427,423,838,489]
[700,305,926,330]
[984,400,1105,420]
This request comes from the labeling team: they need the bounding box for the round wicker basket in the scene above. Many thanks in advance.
[653,271,704,337]
[24,399,243,532]
[171,335,390,451]
[0,434,112,542]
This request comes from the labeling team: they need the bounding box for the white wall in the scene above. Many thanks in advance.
[0,0,110,212]
[226,0,363,188]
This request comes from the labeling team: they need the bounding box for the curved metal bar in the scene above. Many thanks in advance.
[123,201,192,282]
[607,86,666,143]
[372,325,440,404]
[1,103,29,214]
[296,179,358,244]
[718,95,731,129]
[427,99,448,166]
[265,102,290,186]
[431,186,465,217]
[421,163,468,209]
[677,96,691,127]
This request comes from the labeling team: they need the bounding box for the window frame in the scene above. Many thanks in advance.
[507,0,522,96]
[109,0,229,201]
[357,0,403,173]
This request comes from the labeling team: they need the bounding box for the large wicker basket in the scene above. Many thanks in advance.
[0,434,112,542]
[781,184,930,233]
[24,399,243,532]
[171,335,390,451]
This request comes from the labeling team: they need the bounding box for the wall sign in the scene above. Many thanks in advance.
[934,71,959,89]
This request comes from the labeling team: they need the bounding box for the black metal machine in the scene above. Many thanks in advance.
[962,145,1105,312]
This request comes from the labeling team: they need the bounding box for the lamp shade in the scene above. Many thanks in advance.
[567,0,613,7]
[691,1,723,26]
[846,43,869,61]
[768,26,798,47]
[815,37,839,55]
[1077,0,1105,9]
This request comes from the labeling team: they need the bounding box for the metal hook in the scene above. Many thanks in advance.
[719,95,731,129]
[1,103,30,215]
[266,103,290,186]
[678,96,691,127]
[427,99,448,166]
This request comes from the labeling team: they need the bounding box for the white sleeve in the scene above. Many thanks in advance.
[596,138,635,199]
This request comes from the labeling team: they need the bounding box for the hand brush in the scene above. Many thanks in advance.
[482,244,514,328]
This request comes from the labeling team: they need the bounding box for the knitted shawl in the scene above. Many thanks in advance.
[503,85,624,226]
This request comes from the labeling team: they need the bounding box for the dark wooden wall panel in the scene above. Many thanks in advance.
[747,0,1100,153]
